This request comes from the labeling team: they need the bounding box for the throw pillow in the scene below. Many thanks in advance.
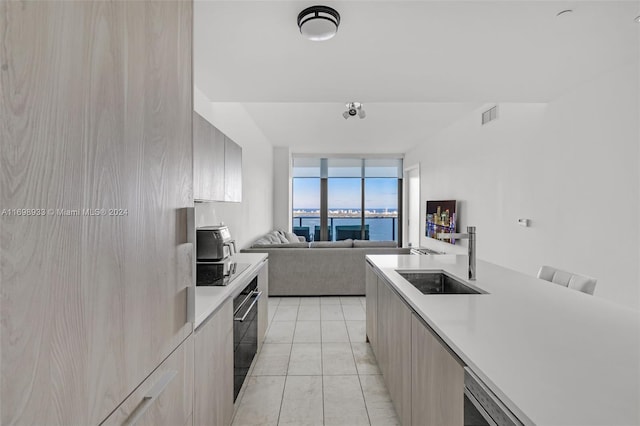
[265,232,281,244]
[276,231,289,244]
[283,231,300,243]
[252,237,270,246]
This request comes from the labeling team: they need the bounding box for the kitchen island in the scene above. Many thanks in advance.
[366,254,640,426]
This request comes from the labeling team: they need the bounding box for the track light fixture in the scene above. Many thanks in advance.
[343,102,366,120]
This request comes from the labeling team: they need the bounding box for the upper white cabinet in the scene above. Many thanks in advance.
[194,111,225,201]
[224,136,243,202]
[193,111,242,202]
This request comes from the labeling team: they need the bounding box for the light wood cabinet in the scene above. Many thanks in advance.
[376,278,412,426]
[412,315,464,426]
[102,336,194,426]
[193,111,225,201]
[192,113,242,202]
[369,269,465,426]
[224,136,243,202]
[365,263,378,353]
[194,299,234,426]
[193,261,267,426]
[257,260,269,352]
[375,280,388,378]
[1,1,193,424]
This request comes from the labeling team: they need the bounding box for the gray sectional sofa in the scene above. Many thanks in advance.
[242,232,410,296]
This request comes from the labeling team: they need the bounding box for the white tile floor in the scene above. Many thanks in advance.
[232,296,400,426]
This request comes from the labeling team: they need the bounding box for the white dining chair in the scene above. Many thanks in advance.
[537,265,597,295]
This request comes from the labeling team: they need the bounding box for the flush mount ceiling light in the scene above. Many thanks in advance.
[297,5,340,41]
[343,102,366,120]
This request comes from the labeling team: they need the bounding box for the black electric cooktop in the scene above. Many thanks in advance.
[196,261,251,286]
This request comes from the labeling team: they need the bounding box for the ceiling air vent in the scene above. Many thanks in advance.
[481,105,498,125]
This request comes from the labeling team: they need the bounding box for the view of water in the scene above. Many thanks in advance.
[292,209,398,241]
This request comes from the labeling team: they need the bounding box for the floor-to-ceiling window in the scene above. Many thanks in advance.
[364,158,401,242]
[292,157,402,243]
[327,158,362,242]
[291,158,321,243]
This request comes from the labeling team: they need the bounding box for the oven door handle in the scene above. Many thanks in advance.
[234,290,262,322]
[234,284,254,313]
[464,386,498,426]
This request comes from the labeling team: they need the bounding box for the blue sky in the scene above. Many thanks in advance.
[293,178,398,209]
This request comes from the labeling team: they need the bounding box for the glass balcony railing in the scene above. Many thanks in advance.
[292,216,398,242]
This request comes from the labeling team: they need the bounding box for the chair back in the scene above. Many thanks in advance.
[313,226,332,242]
[537,265,597,295]
[293,226,310,242]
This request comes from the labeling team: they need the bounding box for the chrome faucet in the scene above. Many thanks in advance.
[438,226,476,280]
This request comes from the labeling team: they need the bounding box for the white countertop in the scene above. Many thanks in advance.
[367,254,640,426]
[194,252,268,329]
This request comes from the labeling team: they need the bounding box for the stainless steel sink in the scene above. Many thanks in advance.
[397,271,486,295]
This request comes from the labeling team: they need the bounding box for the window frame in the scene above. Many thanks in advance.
[292,156,403,244]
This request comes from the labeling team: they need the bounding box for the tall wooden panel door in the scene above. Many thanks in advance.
[0,1,193,424]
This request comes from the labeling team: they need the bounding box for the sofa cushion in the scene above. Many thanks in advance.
[309,239,353,248]
[353,240,398,248]
[252,242,309,248]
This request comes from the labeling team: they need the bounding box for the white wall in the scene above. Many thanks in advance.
[403,165,421,248]
[273,147,291,231]
[405,62,639,310]
[194,87,274,249]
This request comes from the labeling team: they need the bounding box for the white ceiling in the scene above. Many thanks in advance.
[194,0,638,153]
[240,102,481,153]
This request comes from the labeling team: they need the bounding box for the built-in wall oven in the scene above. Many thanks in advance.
[233,276,261,401]
[464,367,523,426]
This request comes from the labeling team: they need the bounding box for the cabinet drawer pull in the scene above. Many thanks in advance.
[123,370,177,426]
